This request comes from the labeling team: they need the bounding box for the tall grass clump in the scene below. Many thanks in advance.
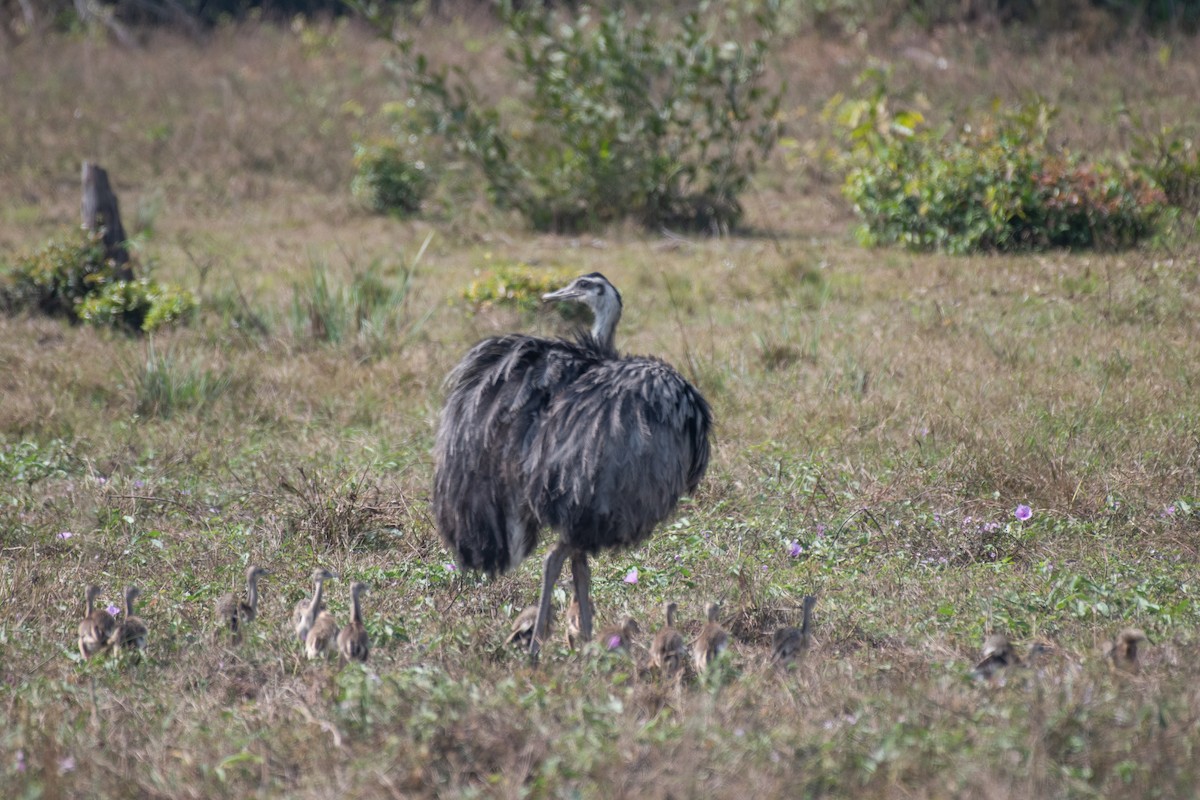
[289,237,429,354]
[835,73,1165,253]
[133,343,231,419]
[381,1,783,234]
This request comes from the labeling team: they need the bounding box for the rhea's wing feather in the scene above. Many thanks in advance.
[433,335,603,574]
[525,357,712,553]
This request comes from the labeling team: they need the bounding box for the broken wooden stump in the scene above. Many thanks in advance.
[81,161,134,281]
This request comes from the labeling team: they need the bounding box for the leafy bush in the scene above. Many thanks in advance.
[392,2,783,233]
[78,279,197,333]
[0,231,196,333]
[461,264,580,315]
[835,77,1164,253]
[351,141,431,216]
[1131,124,1200,213]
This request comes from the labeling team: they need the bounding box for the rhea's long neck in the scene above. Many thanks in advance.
[590,300,621,352]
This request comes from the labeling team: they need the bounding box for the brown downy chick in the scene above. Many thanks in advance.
[971,633,1020,680]
[599,616,641,652]
[293,568,336,643]
[506,605,551,648]
[109,586,148,653]
[336,582,370,663]
[693,602,729,673]
[305,608,340,659]
[772,595,817,668]
[1104,628,1149,674]
[78,585,115,659]
[215,565,270,642]
[650,602,685,678]
[566,597,596,650]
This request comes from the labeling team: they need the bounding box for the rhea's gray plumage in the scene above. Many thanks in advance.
[434,272,712,661]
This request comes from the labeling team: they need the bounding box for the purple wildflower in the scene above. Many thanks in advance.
[788,541,803,558]
[607,635,622,650]
[57,531,73,540]
[15,750,25,773]
[106,604,120,616]
[623,568,638,584]
[58,755,75,774]
[134,480,145,489]
[1015,504,1032,521]
[443,562,457,573]
[1165,505,1176,517]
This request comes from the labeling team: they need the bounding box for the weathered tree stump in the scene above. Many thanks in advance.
[81,161,134,281]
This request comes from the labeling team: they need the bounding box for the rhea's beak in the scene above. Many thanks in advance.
[542,285,581,303]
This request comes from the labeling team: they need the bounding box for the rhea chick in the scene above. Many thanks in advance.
[1105,628,1149,674]
[215,565,271,642]
[506,605,551,648]
[109,585,148,653]
[566,597,596,651]
[337,582,371,663]
[78,585,115,659]
[598,616,641,652]
[693,602,729,673]
[650,602,685,678]
[293,568,336,644]
[772,595,817,667]
[971,633,1020,680]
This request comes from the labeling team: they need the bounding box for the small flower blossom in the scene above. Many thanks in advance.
[134,480,145,489]
[57,531,73,540]
[106,604,121,616]
[623,568,638,584]
[58,755,76,774]
[607,635,622,650]
[1165,505,1176,517]
[442,562,457,573]
[787,541,803,558]
[15,750,25,773]
[1015,504,1032,521]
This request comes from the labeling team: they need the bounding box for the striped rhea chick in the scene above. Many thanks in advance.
[598,616,641,653]
[506,605,551,648]
[109,586,148,654]
[650,602,685,678]
[972,634,1020,680]
[78,585,115,659]
[215,565,271,642]
[293,568,336,644]
[566,597,596,650]
[305,606,340,660]
[772,595,817,668]
[337,582,370,663]
[1104,628,1149,674]
[693,602,729,673]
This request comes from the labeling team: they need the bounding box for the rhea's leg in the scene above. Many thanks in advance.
[570,552,593,644]
[530,541,570,664]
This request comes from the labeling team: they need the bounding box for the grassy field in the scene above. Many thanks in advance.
[2,11,1200,799]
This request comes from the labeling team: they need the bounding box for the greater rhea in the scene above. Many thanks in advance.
[78,585,115,659]
[337,582,370,663]
[772,595,817,667]
[109,585,148,654]
[693,602,728,673]
[650,602,685,678]
[215,565,270,642]
[305,607,340,660]
[434,273,712,661]
[293,568,336,644]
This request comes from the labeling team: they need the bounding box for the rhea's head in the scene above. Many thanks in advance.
[542,272,623,350]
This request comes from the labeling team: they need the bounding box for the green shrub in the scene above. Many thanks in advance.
[0,232,109,318]
[1131,124,1200,213]
[0,230,195,333]
[392,1,783,233]
[351,141,431,216]
[461,264,579,315]
[835,77,1164,253]
[78,279,197,333]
